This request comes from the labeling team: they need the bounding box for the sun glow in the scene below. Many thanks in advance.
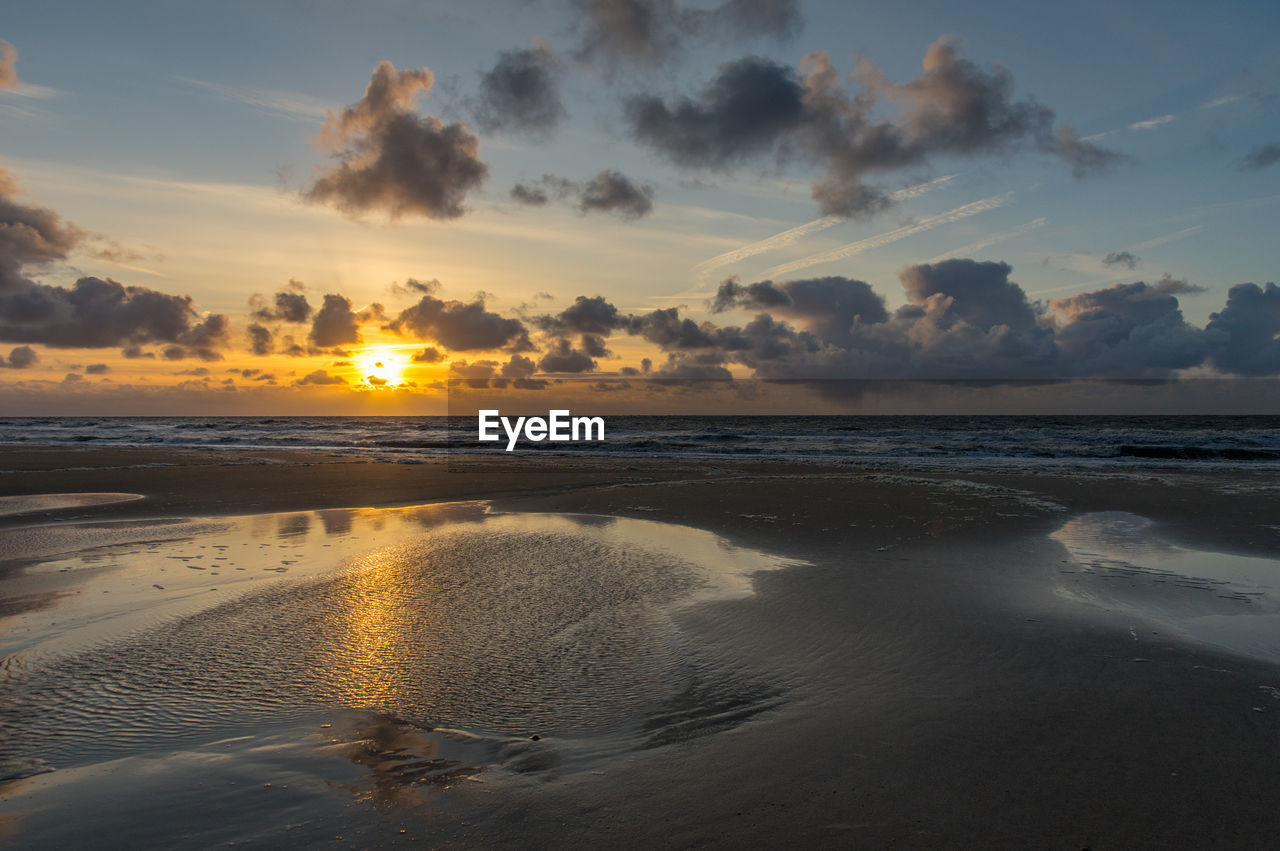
[355,349,408,388]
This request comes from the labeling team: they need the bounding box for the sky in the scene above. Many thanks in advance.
[0,0,1278,414]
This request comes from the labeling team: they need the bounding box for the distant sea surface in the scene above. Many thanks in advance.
[2,415,1279,471]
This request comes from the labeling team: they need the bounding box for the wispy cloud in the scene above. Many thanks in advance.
[1131,224,1203,251]
[927,217,1047,263]
[2,81,61,99]
[763,192,1013,278]
[178,77,331,121]
[1200,94,1244,109]
[690,175,956,283]
[1129,114,1175,131]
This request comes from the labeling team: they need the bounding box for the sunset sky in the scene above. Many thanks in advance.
[1,0,1278,414]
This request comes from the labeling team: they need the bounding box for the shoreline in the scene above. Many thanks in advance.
[2,445,1278,559]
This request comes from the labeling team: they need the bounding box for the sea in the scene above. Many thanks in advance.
[2,415,1279,471]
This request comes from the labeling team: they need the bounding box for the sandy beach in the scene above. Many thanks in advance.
[0,446,1278,848]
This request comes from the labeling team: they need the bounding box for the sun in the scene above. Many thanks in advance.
[355,349,407,388]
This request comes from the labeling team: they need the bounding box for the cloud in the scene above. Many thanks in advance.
[1205,282,1280,375]
[535,295,629,335]
[1051,277,1208,374]
[1239,143,1280,171]
[0,276,229,357]
[412,346,444,363]
[711,0,802,40]
[387,290,532,352]
[0,167,234,361]
[579,170,654,218]
[306,61,487,219]
[764,192,1012,277]
[1102,250,1139,269]
[606,261,1280,380]
[472,41,565,138]
[309,294,362,348]
[510,170,655,218]
[295,369,346,386]
[251,284,313,323]
[247,323,273,355]
[625,37,1122,216]
[0,40,18,89]
[625,56,805,168]
[572,0,800,66]
[501,354,538,378]
[1,345,36,368]
[691,176,957,283]
[711,275,887,347]
[179,77,332,121]
[1129,114,1174,131]
[0,167,86,293]
[538,337,598,372]
[85,363,109,374]
[1049,127,1129,178]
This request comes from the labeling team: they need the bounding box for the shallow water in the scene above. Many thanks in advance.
[1051,511,1280,661]
[0,503,803,784]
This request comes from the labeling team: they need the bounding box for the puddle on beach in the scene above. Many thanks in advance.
[0,501,803,800]
[1052,512,1280,662]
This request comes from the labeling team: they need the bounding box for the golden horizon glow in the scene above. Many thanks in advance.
[354,348,409,389]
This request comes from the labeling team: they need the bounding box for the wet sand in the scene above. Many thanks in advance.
[1,447,1279,848]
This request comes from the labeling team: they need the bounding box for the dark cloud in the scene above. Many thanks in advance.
[579,170,654,218]
[510,170,654,218]
[510,183,551,206]
[625,56,804,169]
[0,40,18,89]
[473,41,565,138]
[538,337,597,372]
[626,38,1121,216]
[711,276,887,347]
[1205,282,1280,375]
[0,170,232,362]
[901,260,1039,332]
[0,276,229,357]
[387,292,532,352]
[573,0,684,65]
[1050,277,1207,374]
[627,306,718,349]
[247,323,274,355]
[536,295,629,335]
[501,354,537,378]
[309,294,362,348]
[296,369,347,386]
[251,286,313,323]
[712,0,802,39]
[84,363,109,375]
[122,345,154,359]
[1239,142,1280,171]
[572,0,800,67]
[581,333,611,357]
[1,345,36,369]
[651,352,734,379]
[1102,251,1139,270]
[0,168,86,293]
[610,262,1251,380]
[306,61,487,220]
[1050,127,1129,178]
[412,346,444,363]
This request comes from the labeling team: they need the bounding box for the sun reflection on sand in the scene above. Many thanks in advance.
[1,502,804,772]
